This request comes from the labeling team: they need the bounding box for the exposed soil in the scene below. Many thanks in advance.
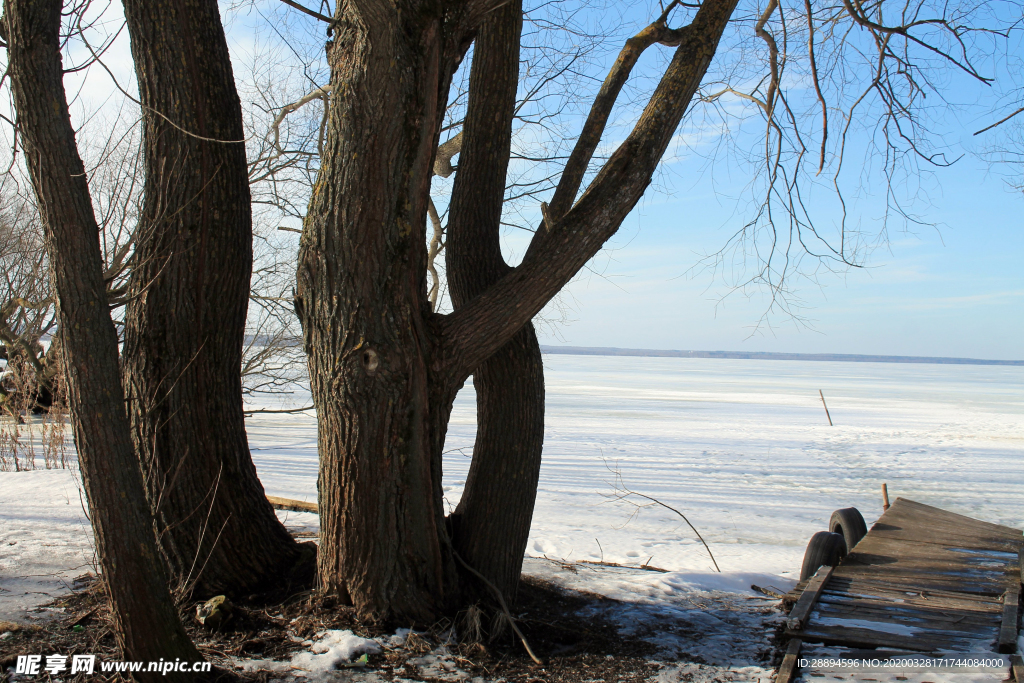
[0,573,715,683]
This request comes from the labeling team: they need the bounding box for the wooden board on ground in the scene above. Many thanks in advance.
[266,495,318,513]
[783,498,1023,666]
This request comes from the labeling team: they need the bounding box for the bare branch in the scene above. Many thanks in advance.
[277,0,335,25]
[975,105,1024,136]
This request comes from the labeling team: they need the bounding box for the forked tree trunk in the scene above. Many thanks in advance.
[445,0,546,604]
[120,0,308,598]
[4,0,205,677]
[301,0,738,623]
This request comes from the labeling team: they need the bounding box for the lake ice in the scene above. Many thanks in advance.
[250,354,1024,581]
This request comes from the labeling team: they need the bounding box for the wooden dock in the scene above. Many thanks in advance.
[779,498,1023,683]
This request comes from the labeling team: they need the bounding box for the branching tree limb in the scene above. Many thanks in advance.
[442,0,740,377]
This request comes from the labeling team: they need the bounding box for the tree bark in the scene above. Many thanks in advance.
[4,0,205,677]
[300,0,737,623]
[296,1,468,623]
[120,0,308,598]
[444,0,545,605]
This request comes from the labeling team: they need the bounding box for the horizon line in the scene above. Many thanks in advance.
[538,346,1024,366]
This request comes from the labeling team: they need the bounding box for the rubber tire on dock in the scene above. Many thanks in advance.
[829,507,868,552]
[800,531,847,581]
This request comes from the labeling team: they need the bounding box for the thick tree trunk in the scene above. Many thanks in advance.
[444,0,545,604]
[301,0,737,623]
[120,0,307,598]
[4,0,204,677]
[296,2,464,623]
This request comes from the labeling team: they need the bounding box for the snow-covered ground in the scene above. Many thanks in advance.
[0,469,93,623]
[3,354,1023,681]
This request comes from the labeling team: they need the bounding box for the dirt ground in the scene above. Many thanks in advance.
[0,572,784,683]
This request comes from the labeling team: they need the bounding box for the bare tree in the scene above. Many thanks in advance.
[3,0,206,676]
[118,0,311,598]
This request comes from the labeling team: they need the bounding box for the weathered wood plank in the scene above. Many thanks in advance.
[857,529,1023,554]
[813,600,1000,632]
[775,638,802,683]
[787,566,834,630]
[844,536,1022,566]
[1011,654,1024,683]
[825,576,1004,604]
[1019,546,1024,585]
[819,586,1003,612]
[790,626,950,651]
[999,589,1020,654]
[833,566,1009,596]
[888,497,1024,540]
[266,495,318,513]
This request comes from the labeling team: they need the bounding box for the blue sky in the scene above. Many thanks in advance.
[504,1,1024,361]
[530,153,1024,359]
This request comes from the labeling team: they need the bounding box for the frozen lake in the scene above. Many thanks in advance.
[247,354,1024,583]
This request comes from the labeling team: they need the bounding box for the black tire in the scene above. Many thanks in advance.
[800,531,847,581]
[829,507,868,552]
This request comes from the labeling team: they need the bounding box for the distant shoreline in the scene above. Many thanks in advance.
[539,346,1024,367]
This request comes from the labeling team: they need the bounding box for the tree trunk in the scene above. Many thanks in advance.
[300,0,738,623]
[120,0,308,598]
[296,2,466,623]
[4,0,205,677]
[444,0,546,605]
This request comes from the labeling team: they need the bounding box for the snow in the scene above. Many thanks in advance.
[0,468,93,623]
[289,630,381,673]
[522,557,781,674]
[236,629,380,677]
[3,355,1023,681]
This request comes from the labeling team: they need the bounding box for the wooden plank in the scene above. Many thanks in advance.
[775,638,802,683]
[819,586,1004,612]
[266,495,318,513]
[824,576,1005,604]
[857,528,1023,554]
[813,600,1000,632]
[1011,654,1024,683]
[999,588,1020,654]
[789,623,966,653]
[885,499,1023,538]
[787,566,834,630]
[847,535,1023,561]
[844,537,1023,569]
[833,566,1009,596]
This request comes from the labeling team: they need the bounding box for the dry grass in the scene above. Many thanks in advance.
[0,350,69,473]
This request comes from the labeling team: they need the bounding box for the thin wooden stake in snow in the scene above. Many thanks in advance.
[819,390,833,426]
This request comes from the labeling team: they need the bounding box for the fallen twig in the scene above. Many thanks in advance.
[751,584,785,599]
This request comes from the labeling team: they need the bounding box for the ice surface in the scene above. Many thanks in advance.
[0,468,93,623]
[250,356,1024,581]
